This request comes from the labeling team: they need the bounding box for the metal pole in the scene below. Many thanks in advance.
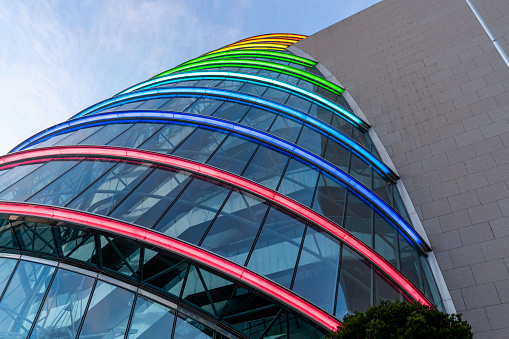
[465,0,509,69]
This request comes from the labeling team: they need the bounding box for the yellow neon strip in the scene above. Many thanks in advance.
[208,44,288,54]
[237,33,307,41]
[226,38,297,47]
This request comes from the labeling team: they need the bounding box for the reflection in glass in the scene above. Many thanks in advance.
[127,296,175,339]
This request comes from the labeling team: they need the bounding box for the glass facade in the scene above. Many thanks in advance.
[0,33,443,338]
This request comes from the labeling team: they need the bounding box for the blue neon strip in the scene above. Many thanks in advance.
[14,110,424,248]
[116,70,368,129]
[70,87,392,178]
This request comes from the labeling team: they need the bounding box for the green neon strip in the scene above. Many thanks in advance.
[180,50,316,68]
[153,59,344,95]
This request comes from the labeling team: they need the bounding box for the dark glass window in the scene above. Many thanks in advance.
[135,98,170,110]
[113,100,145,111]
[78,280,135,339]
[172,128,227,163]
[0,260,55,338]
[30,268,95,339]
[239,107,276,131]
[53,125,105,146]
[154,177,230,244]
[159,96,197,112]
[374,211,399,268]
[185,98,222,116]
[194,79,222,88]
[79,123,133,146]
[238,82,268,97]
[242,146,289,190]
[277,158,319,207]
[312,172,348,226]
[399,232,422,291]
[127,296,175,339]
[11,220,57,255]
[215,79,244,92]
[322,138,350,173]
[308,103,333,125]
[247,206,306,288]
[286,94,312,113]
[201,190,269,265]
[66,162,153,216]
[142,249,188,298]
[375,269,404,305]
[0,162,45,193]
[0,258,17,296]
[267,115,302,143]
[172,315,214,339]
[108,122,164,149]
[330,114,353,136]
[344,191,373,247]
[139,123,196,154]
[264,309,324,339]
[97,234,141,281]
[27,132,71,149]
[109,168,191,228]
[296,125,327,156]
[56,225,97,264]
[263,87,290,104]
[350,155,373,189]
[206,134,258,175]
[292,225,340,314]
[210,101,250,122]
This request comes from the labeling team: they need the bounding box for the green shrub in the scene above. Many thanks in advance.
[326,300,472,339]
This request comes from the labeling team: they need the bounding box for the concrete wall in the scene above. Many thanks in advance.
[296,0,509,337]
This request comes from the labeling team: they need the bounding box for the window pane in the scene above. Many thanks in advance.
[28,159,116,207]
[210,101,250,122]
[0,160,79,202]
[247,206,306,288]
[374,269,404,305]
[312,172,347,227]
[267,115,302,143]
[206,134,258,176]
[344,191,373,247]
[308,103,333,125]
[296,125,327,156]
[109,168,192,228]
[159,96,197,112]
[27,132,71,150]
[292,225,340,314]
[0,258,17,297]
[139,123,195,154]
[201,190,269,265]
[0,260,55,338]
[0,163,45,193]
[322,139,350,173]
[277,158,319,207]
[374,211,399,268]
[108,122,164,149]
[238,82,268,97]
[98,235,141,281]
[79,123,133,146]
[399,232,422,291]
[56,225,97,265]
[243,146,289,190]
[127,297,175,339]
[286,94,312,113]
[53,125,105,146]
[238,107,276,131]
[78,280,135,339]
[172,128,227,163]
[185,98,222,116]
[215,79,244,91]
[263,87,290,104]
[30,269,95,339]
[135,98,170,110]
[173,315,213,339]
[142,249,188,298]
[263,309,325,339]
[154,177,230,244]
[11,220,57,255]
[66,162,153,216]
[330,114,353,136]
[195,79,222,88]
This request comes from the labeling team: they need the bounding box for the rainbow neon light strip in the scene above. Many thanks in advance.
[236,33,307,41]
[118,71,367,129]
[153,59,344,96]
[10,111,423,250]
[207,43,288,54]
[180,50,316,68]
[0,201,339,331]
[0,146,433,309]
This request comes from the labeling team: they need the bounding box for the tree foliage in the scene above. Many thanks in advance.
[326,300,472,339]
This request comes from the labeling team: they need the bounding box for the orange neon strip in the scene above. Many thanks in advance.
[208,44,288,54]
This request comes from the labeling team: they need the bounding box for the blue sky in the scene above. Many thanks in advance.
[0,0,380,155]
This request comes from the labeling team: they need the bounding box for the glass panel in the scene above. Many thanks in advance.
[238,82,268,97]
[0,260,55,338]
[56,225,97,265]
[277,158,319,207]
[78,280,135,339]
[286,94,312,113]
[393,189,412,224]
[344,191,373,247]
[113,101,145,111]
[66,162,153,216]
[352,127,372,150]
[238,106,276,131]
[27,132,72,150]
[29,268,95,339]
[98,235,141,281]
[330,114,353,137]
[172,315,214,339]
[194,79,222,88]
[221,286,281,338]
[109,168,192,228]
[267,115,302,143]
[308,103,333,125]
[139,123,196,154]
[373,171,393,207]
[28,159,116,207]
[171,128,227,163]
[0,160,78,202]
[0,219,18,249]
[154,177,230,245]
[312,172,347,227]
[0,163,45,195]
[127,296,175,339]
[79,123,133,145]
[53,125,105,146]
[11,221,57,255]
[181,266,235,318]
[185,98,222,116]
[142,249,188,298]
[247,206,306,289]
[0,257,17,297]
[399,232,422,291]
[374,211,399,268]
[263,87,290,104]
[210,101,250,122]
[108,122,164,149]
[159,96,197,112]
[135,98,171,110]
[215,79,244,92]
[421,257,444,310]
[206,134,258,176]
[322,138,351,173]
[336,246,372,320]
[296,125,327,156]
[292,225,340,314]
[263,309,324,339]
[242,145,289,190]
[201,190,269,265]
[374,269,403,305]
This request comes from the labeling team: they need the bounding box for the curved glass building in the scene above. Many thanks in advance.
[0,33,443,338]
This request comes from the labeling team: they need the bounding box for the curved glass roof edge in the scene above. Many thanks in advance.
[0,253,251,339]
[0,201,341,331]
[116,70,370,130]
[8,111,422,249]
[180,50,316,68]
[0,147,433,289]
[152,59,344,96]
[68,87,380,174]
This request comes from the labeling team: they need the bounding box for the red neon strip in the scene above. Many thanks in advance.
[0,201,340,331]
[0,146,432,307]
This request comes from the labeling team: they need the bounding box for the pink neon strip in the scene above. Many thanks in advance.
[0,146,432,307]
[0,201,339,331]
